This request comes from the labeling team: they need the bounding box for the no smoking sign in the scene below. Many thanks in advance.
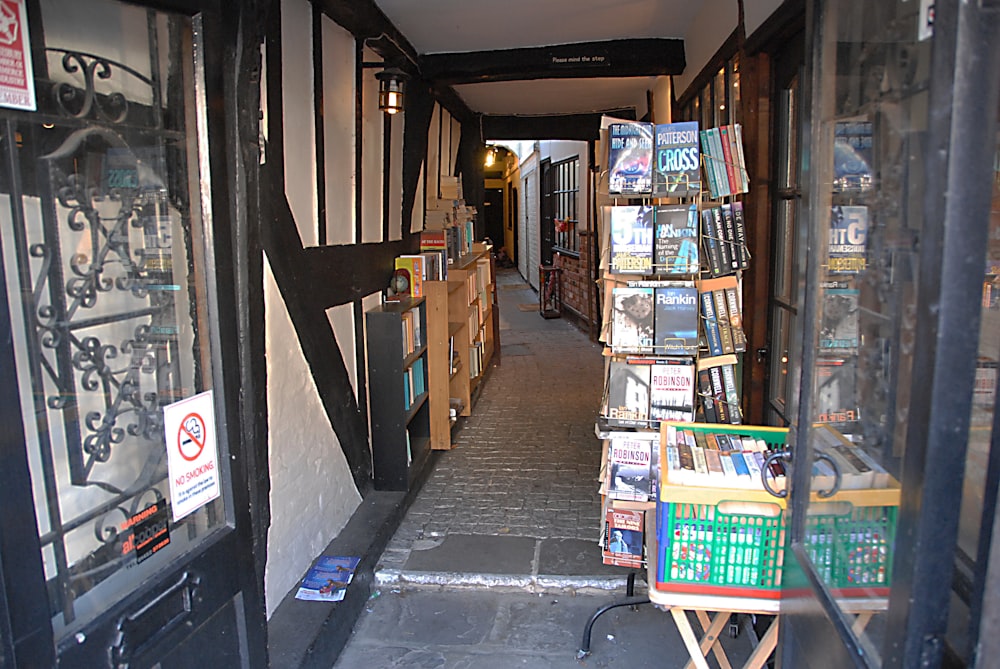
[164,391,221,521]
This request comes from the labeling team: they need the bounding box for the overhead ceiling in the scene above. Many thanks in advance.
[372,0,701,119]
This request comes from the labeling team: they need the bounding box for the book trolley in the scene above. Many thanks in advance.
[590,117,900,667]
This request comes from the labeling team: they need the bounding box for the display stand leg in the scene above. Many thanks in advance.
[670,608,712,669]
[576,572,649,659]
[740,616,779,669]
[682,611,733,669]
[851,611,873,636]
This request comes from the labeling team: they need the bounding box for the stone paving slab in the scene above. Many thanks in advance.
[334,588,756,669]
[404,535,536,575]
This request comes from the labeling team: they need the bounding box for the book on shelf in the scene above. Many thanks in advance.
[729,202,750,270]
[700,207,740,279]
[390,255,424,300]
[603,507,645,568]
[699,288,724,357]
[653,204,699,276]
[608,121,654,195]
[828,205,869,274]
[699,275,746,354]
[697,354,740,425]
[604,358,651,428]
[652,121,701,198]
[661,425,779,489]
[294,555,361,602]
[814,356,860,429]
[699,124,748,199]
[650,281,699,355]
[820,281,859,353]
[833,116,874,194]
[647,357,696,425]
[813,423,891,489]
[606,433,655,501]
[611,285,654,353]
[610,205,654,275]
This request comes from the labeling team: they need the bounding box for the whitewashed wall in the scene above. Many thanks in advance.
[264,257,361,619]
[361,49,384,243]
[322,16,356,245]
[673,0,739,96]
[282,0,318,247]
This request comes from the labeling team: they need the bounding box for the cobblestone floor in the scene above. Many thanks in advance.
[376,267,609,584]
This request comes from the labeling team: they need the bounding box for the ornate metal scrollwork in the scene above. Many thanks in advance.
[47,48,156,125]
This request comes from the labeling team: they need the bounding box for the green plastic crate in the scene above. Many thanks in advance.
[804,503,896,590]
[658,499,784,592]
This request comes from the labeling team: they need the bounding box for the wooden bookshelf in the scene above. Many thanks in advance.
[423,243,498,450]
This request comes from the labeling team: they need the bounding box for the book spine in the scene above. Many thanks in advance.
[700,290,723,356]
[709,129,731,198]
[734,124,749,193]
[676,438,695,482]
[699,130,720,199]
[724,286,747,353]
[732,201,749,269]
[713,289,735,354]
[719,125,738,196]
[704,447,724,478]
[743,448,763,485]
[697,368,718,423]
[720,204,739,270]
[700,208,723,277]
[719,452,738,479]
[721,363,742,424]
[712,207,732,273]
[709,365,729,423]
[730,451,751,478]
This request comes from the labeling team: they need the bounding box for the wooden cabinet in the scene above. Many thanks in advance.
[365,297,431,490]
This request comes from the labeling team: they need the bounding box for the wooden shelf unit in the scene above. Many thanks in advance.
[365,297,431,490]
[423,243,498,450]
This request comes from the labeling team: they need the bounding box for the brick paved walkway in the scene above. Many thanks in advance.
[375,267,615,587]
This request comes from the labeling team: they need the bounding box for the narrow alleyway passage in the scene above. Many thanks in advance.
[333,266,756,668]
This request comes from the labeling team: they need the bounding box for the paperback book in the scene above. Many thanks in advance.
[814,356,860,429]
[652,121,701,198]
[604,358,651,428]
[653,204,699,276]
[608,121,654,195]
[828,205,868,274]
[610,205,654,275]
[606,433,654,501]
[820,283,859,353]
[648,357,696,424]
[603,507,645,568]
[611,285,655,353]
[652,282,699,355]
[833,117,874,193]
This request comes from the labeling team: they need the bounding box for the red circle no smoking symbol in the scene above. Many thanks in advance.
[177,413,206,462]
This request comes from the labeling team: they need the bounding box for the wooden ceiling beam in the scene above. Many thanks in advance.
[420,39,685,85]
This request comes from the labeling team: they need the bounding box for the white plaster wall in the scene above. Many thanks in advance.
[326,304,358,399]
[388,112,404,240]
[520,150,540,290]
[361,50,384,243]
[673,0,739,96]
[322,16,356,245]
[361,291,385,451]
[282,0,318,247]
[412,163,426,234]
[652,76,673,124]
[745,0,786,42]
[264,257,361,618]
[426,105,441,203]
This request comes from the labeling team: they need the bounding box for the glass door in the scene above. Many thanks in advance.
[0,1,261,666]
[781,0,1000,667]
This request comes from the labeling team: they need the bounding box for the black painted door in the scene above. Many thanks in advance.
[0,1,263,666]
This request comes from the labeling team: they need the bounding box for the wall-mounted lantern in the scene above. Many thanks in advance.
[376,67,408,115]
